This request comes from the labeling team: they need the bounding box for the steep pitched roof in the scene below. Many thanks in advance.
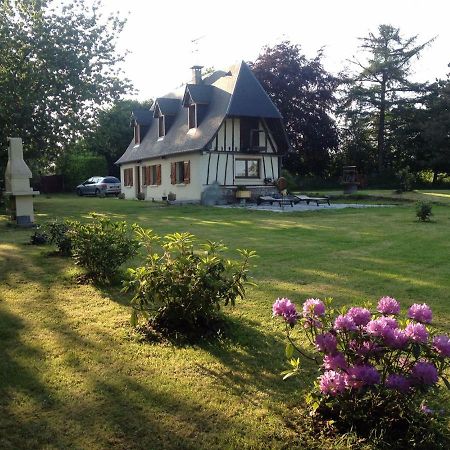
[116,61,288,165]
[227,62,282,119]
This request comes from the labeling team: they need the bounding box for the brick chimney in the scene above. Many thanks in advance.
[190,65,203,84]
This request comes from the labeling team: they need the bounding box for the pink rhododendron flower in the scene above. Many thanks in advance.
[347,307,372,326]
[346,364,380,388]
[366,317,398,340]
[408,303,432,324]
[411,362,438,385]
[315,332,338,354]
[385,328,409,349]
[432,335,450,357]
[323,352,347,371]
[302,298,325,317]
[405,322,428,343]
[319,370,347,396]
[386,374,411,393]
[334,314,356,332]
[350,339,381,358]
[377,296,400,315]
[272,298,298,324]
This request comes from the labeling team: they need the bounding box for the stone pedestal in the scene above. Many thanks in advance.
[4,137,39,226]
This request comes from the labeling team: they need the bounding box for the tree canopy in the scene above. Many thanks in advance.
[251,41,339,177]
[83,99,153,176]
[341,25,433,173]
[0,0,131,175]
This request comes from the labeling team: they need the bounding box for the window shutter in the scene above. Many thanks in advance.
[156,165,162,185]
[183,161,190,184]
[129,169,134,187]
[142,167,146,186]
[170,162,176,184]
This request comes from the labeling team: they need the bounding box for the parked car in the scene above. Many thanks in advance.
[76,176,121,196]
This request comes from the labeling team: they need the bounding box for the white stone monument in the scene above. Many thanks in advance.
[4,137,39,226]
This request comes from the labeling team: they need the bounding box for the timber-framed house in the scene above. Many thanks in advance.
[116,61,290,202]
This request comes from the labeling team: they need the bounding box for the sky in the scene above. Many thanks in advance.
[99,0,450,100]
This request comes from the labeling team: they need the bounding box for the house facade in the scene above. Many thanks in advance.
[116,61,289,202]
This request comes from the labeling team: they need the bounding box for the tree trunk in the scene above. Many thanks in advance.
[377,72,387,174]
[432,170,438,185]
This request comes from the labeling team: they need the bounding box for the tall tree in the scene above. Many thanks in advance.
[0,0,132,176]
[342,25,433,173]
[251,41,339,177]
[415,73,450,182]
[85,99,153,176]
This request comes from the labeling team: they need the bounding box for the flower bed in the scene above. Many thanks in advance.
[273,296,450,445]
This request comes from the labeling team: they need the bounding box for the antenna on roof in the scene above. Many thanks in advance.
[191,35,206,65]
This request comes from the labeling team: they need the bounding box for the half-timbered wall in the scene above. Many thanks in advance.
[205,117,280,187]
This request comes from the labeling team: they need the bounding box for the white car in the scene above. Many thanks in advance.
[76,176,121,196]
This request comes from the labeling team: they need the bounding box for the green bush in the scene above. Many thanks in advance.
[396,166,415,192]
[123,229,256,339]
[47,220,72,255]
[416,201,433,222]
[30,227,48,245]
[58,151,108,191]
[69,214,139,283]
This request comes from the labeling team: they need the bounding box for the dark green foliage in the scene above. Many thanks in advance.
[340,25,433,174]
[416,201,433,221]
[85,99,153,176]
[308,390,450,449]
[124,229,256,339]
[396,166,415,192]
[251,41,339,177]
[0,0,131,174]
[57,151,108,190]
[47,221,72,255]
[68,214,139,283]
[30,228,48,245]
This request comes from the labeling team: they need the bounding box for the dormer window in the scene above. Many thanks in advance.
[188,104,196,129]
[182,84,211,130]
[153,98,180,138]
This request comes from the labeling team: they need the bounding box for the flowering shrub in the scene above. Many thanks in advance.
[273,296,450,445]
[124,228,256,340]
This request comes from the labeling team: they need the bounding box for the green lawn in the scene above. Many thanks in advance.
[1,193,450,449]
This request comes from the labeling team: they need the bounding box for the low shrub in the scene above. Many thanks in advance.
[68,214,139,283]
[30,227,48,245]
[396,165,415,192]
[47,220,72,255]
[273,296,450,447]
[124,229,256,339]
[416,201,433,222]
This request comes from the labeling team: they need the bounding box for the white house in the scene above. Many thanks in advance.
[116,61,290,202]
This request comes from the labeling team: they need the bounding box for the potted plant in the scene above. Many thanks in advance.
[235,185,251,199]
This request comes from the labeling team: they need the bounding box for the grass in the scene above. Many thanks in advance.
[1,192,450,449]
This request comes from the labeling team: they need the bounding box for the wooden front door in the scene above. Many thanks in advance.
[135,166,141,197]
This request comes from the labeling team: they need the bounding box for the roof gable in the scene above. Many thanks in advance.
[226,62,282,119]
[132,109,152,126]
[182,84,212,106]
[154,97,181,116]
